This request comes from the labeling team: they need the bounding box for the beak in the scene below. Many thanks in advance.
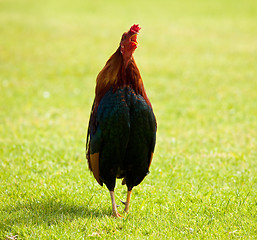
[130,34,138,45]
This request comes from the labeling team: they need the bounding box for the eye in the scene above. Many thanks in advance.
[122,33,127,40]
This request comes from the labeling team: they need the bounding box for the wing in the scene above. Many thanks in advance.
[86,88,131,187]
[122,90,157,189]
[86,99,103,186]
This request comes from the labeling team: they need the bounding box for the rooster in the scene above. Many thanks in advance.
[86,24,157,217]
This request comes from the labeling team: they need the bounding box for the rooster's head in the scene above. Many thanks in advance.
[120,24,141,65]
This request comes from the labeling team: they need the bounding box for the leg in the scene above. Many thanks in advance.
[109,191,123,218]
[124,190,132,213]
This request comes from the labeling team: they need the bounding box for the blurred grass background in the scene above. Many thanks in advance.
[1,0,257,239]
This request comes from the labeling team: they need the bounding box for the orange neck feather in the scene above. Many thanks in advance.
[94,47,151,109]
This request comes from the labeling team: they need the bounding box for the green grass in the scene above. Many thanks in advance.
[1,0,257,239]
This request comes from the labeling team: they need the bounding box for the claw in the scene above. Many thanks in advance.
[120,200,126,205]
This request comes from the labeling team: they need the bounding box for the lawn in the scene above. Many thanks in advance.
[0,0,257,239]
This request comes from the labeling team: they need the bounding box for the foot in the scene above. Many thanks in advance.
[124,190,132,213]
[110,191,124,218]
[112,210,123,218]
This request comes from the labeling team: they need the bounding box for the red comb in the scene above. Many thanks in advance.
[130,24,141,34]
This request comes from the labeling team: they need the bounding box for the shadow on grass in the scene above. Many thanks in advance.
[1,198,110,229]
